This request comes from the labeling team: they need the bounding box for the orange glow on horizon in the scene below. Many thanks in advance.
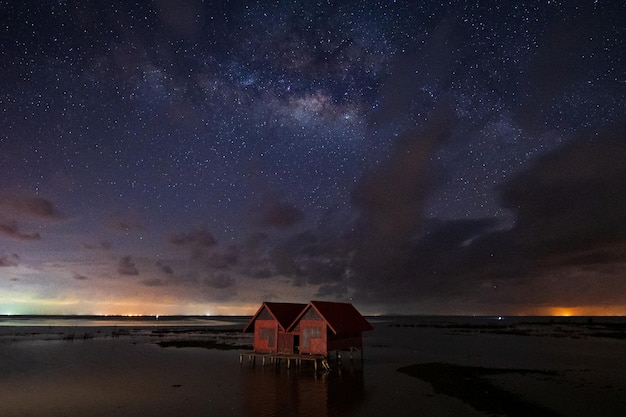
[528,305,626,317]
[0,298,262,316]
[549,307,576,317]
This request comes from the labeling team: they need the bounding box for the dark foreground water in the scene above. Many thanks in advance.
[1,316,625,417]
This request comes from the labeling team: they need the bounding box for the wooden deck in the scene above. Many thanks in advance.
[240,348,363,372]
[239,352,332,371]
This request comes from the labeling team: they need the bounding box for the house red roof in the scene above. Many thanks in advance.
[289,300,373,335]
[243,302,307,333]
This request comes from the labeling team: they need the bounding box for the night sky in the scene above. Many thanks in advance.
[1,1,625,316]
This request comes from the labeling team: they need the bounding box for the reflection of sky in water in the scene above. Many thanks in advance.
[0,333,368,417]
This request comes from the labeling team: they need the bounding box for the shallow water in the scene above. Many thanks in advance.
[0,316,625,416]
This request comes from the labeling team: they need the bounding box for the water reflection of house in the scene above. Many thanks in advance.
[243,302,306,353]
[244,367,365,417]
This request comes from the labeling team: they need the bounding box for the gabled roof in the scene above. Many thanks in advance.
[243,302,307,333]
[288,300,373,335]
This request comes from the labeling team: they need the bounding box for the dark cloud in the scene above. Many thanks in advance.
[352,106,455,242]
[204,273,234,289]
[112,219,144,233]
[0,196,61,241]
[19,197,64,219]
[500,125,626,257]
[341,217,510,303]
[204,246,239,269]
[263,230,348,287]
[233,233,288,279]
[336,118,626,307]
[244,267,273,279]
[340,124,626,307]
[315,282,349,299]
[73,273,89,280]
[220,122,625,310]
[156,260,174,275]
[186,244,239,272]
[255,201,305,229]
[0,222,41,241]
[0,253,20,267]
[117,256,139,276]
[141,278,164,287]
[268,231,316,277]
[103,211,145,233]
[0,196,64,220]
[169,227,217,247]
[81,240,113,250]
[237,232,270,268]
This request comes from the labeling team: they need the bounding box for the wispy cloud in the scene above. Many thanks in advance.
[156,260,174,275]
[0,196,65,220]
[169,227,217,247]
[0,195,65,242]
[0,253,20,267]
[140,278,164,287]
[254,201,304,229]
[117,256,139,276]
[204,273,235,289]
[0,222,41,241]
[81,240,113,250]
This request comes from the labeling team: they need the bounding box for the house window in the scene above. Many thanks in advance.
[302,327,321,349]
[259,328,275,348]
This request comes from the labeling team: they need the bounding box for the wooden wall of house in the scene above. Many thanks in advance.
[298,319,327,354]
[277,332,295,354]
[254,319,278,352]
[291,305,368,355]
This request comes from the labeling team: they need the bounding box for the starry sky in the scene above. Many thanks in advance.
[1,1,625,316]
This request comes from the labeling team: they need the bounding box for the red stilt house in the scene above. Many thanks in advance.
[243,302,306,353]
[287,300,373,356]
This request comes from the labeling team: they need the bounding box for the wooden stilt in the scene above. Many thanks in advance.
[240,352,330,371]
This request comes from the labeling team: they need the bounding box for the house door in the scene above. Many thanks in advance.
[294,335,300,353]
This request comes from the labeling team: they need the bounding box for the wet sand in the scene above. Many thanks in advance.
[0,317,624,416]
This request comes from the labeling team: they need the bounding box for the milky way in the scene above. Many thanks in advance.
[1,1,625,315]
